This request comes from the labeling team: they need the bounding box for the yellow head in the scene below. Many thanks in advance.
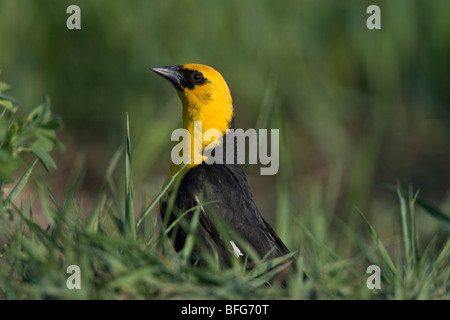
[152,64,234,176]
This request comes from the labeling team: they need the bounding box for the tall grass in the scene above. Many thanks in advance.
[0,114,448,300]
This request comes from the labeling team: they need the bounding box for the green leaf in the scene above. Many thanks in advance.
[0,94,19,106]
[0,118,9,142]
[30,144,56,172]
[25,105,45,130]
[41,116,62,130]
[0,99,15,112]
[7,159,38,202]
[0,150,22,183]
[0,82,11,93]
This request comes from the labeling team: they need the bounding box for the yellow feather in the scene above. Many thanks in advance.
[168,64,234,179]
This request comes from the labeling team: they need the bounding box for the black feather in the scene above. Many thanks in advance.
[160,130,292,265]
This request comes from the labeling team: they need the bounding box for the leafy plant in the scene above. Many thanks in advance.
[0,78,63,183]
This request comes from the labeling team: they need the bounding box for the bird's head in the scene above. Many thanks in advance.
[152,64,234,132]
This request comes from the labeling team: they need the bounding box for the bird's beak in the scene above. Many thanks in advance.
[151,65,182,89]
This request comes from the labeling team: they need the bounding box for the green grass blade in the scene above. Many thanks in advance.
[125,113,136,238]
[136,160,190,229]
[381,183,450,230]
[409,187,420,263]
[181,208,201,264]
[136,176,174,229]
[163,201,216,236]
[356,206,397,275]
[436,239,450,268]
[397,184,412,266]
[85,188,105,233]
[105,146,124,180]
[415,197,450,230]
[246,75,277,176]
[275,99,292,242]
[7,159,38,203]
[105,147,124,216]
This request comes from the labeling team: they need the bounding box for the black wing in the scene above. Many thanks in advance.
[160,161,291,264]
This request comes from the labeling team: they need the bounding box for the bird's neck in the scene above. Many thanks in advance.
[168,97,233,179]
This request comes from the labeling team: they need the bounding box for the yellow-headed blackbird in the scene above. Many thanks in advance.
[152,64,292,267]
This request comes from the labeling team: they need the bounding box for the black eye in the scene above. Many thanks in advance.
[192,72,203,82]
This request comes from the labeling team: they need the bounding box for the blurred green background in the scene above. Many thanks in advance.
[1,0,449,246]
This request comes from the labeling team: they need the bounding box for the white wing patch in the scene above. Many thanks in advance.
[194,195,207,216]
[195,196,243,259]
[230,240,243,258]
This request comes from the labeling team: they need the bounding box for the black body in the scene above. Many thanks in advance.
[160,130,291,265]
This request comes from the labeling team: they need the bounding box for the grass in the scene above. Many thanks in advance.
[0,0,448,301]
[0,116,448,300]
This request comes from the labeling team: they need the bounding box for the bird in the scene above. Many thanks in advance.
[152,63,293,272]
